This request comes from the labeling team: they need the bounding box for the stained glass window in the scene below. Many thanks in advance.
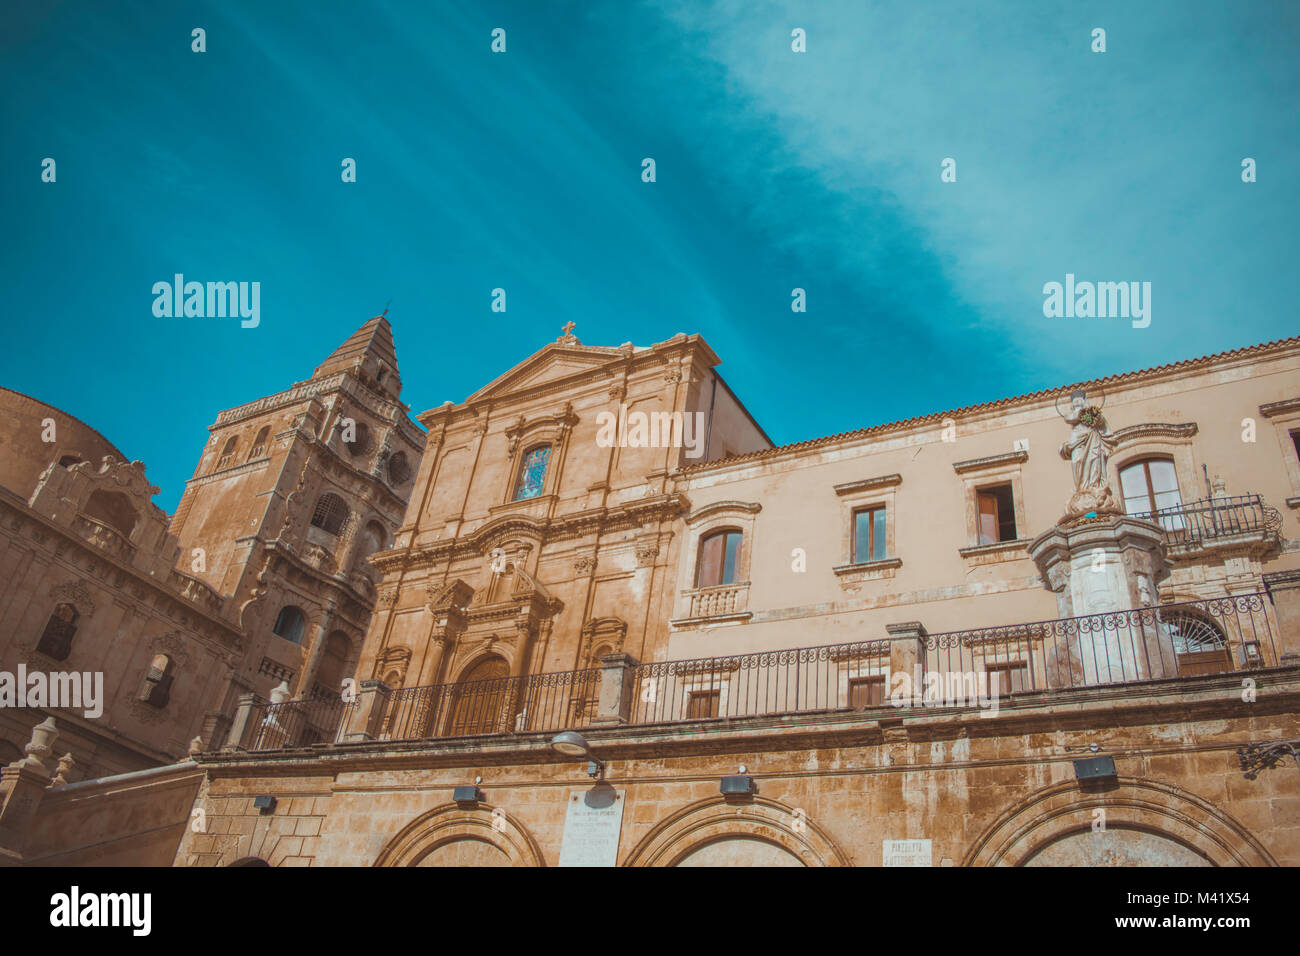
[514,445,551,501]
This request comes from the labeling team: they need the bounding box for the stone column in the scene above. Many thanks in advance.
[295,606,336,697]
[505,618,534,732]
[223,693,260,751]
[591,653,641,726]
[1028,515,1173,685]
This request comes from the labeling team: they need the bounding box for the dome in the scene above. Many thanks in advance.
[0,387,128,499]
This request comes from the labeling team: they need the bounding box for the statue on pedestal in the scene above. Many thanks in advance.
[1056,387,1122,524]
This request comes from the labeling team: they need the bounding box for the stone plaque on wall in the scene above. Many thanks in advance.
[558,787,625,867]
[883,838,932,866]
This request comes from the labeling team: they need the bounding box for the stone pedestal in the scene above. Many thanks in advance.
[591,653,640,726]
[1028,516,1173,685]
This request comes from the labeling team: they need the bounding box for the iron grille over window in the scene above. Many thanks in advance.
[310,493,349,536]
[388,452,411,485]
[344,422,371,456]
[36,604,78,661]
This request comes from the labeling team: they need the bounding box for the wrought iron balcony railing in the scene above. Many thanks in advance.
[221,593,1282,753]
[1130,494,1282,549]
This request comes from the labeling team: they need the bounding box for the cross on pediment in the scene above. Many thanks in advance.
[561,321,576,337]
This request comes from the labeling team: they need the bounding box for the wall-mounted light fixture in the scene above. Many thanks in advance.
[253,795,277,814]
[550,731,604,779]
[1073,756,1117,783]
[720,775,755,797]
[452,785,483,807]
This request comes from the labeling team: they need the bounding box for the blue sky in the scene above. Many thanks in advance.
[3,0,1296,512]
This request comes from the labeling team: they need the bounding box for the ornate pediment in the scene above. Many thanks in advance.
[426,578,474,612]
[466,342,628,402]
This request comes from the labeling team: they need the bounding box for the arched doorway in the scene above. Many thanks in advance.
[444,655,510,737]
[675,837,805,867]
[1022,827,1211,867]
[964,777,1276,866]
[414,838,511,867]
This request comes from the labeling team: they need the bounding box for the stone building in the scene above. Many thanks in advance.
[2,328,1298,867]
[169,314,424,708]
[0,316,422,785]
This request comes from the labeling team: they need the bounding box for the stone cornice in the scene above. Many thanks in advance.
[1259,397,1300,419]
[212,371,423,448]
[1110,421,1199,444]
[185,455,272,487]
[675,334,1300,478]
[372,493,692,573]
[952,450,1028,474]
[684,499,762,526]
[834,474,902,496]
[197,666,1300,772]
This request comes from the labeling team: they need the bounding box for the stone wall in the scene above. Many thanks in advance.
[174,669,1300,867]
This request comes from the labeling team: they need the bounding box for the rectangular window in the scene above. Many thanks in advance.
[697,530,742,587]
[985,661,1028,696]
[976,485,1017,545]
[848,675,886,709]
[1291,430,1300,463]
[686,689,720,719]
[853,506,888,563]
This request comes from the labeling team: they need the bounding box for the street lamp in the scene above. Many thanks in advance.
[550,731,604,779]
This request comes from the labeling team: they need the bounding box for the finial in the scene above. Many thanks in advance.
[561,321,576,337]
[382,298,391,318]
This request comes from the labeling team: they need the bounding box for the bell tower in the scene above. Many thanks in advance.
[170,315,425,712]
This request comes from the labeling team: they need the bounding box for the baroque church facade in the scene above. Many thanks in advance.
[2,320,1299,867]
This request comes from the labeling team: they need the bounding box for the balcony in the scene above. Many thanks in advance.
[217,592,1284,754]
[1131,494,1282,559]
[673,582,752,627]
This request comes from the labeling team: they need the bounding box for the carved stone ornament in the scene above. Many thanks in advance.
[50,579,96,617]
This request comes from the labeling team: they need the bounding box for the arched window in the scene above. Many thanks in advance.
[388,452,411,485]
[37,603,78,660]
[513,445,551,501]
[313,632,353,699]
[343,421,371,456]
[360,520,386,557]
[1120,458,1182,516]
[138,653,174,708]
[247,426,270,460]
[85,489,138,539]
[1161,610,1232,676]
[273,605,307,643]
[216,436,238,470]
[310,493,349,536]
[696,529,742,587]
